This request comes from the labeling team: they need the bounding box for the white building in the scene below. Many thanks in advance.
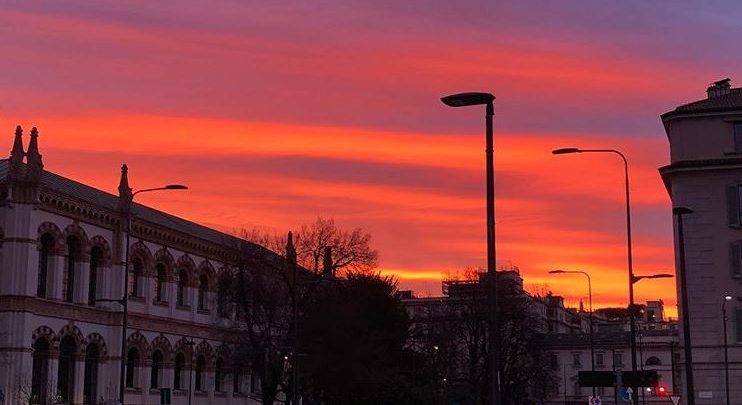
[0,126,270,404]
[660,78,742,404]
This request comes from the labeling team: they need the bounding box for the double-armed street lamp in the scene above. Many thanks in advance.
[99,181,188,405]
[551,147,641,404]
[722,295,733,405]
[441,92,499,405]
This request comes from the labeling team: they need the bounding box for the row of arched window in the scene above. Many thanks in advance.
[124,348,250,393]
[37,231,223,315]
[31,336,101,404]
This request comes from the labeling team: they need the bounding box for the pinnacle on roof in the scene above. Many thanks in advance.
[286,231,297,265]
[9,125,24,169]
[26,127,44,170]
[118,163,133,211]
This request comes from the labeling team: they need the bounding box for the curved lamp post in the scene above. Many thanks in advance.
[441,92,499,405]
[549,269,595,399]
[672,206,695,405]
[552,147,641,404]
[110,183,188,405]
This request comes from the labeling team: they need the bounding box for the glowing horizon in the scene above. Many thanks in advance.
[3,1,736,319]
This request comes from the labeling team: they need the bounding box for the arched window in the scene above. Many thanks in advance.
[89,247,102,305]
[217,277,228,318]
[37,233,55,298]
[130,258,143,298]
[214,358,224,392]
[84,344,99,404]
[126,348,140,388]
[31,338,50,403]
[151,350,163,388]
[174,353,186,390]
[198,274,208,310]
[177,269,188,306]
[65,236,82,303]
[58,336,76,403]
[195,355,205,391]
[645,356,661,366]
[155,264,167,302]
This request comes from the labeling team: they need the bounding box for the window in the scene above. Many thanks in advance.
[31,338,50,404]
[84,344,99,404]
[126,348,139,388]
[614,353,624,368]
[736,309,742,343]
[151,350,163,389]
[174,353,185,390]
[89,247,102,305]
[37,234,54,298]
[130,258,143,297]
[730,242,742,278]
[215,358,224,392]
[65,236,81,303]
[217,279,228,318]
[198,275,208,310]
[734,122,742,153]
[233,369,241,393]
[177,269,188,306]
[58,336,76,403]
[155,264,167,302]
[596,353,604,367]
[728,185,742,227]
[572,353,582,368]
[195,355,205,391]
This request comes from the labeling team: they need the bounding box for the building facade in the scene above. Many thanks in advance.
[402,269,678,405]
[0,127,272,404]
[660,78,742,404]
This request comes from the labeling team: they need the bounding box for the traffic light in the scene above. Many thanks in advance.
[657,386,667,397]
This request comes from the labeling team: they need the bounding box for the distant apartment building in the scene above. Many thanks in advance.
[401,269,678,405]
[660,78,742,404]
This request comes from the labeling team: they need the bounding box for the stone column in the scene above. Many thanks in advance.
[72,356,85,404]
[49,255,65,301]
[77,261,90,305]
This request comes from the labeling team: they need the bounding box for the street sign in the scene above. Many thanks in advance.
[578,370,658,387]
[670,395,681,405]
[621,387,634,402]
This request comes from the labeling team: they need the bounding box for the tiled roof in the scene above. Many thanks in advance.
[0,159,277,258]
[662,88,742,119]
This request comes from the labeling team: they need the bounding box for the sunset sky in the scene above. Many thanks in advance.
[2,1,741,317]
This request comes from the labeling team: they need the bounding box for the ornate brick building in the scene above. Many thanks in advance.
[0,126,276,404]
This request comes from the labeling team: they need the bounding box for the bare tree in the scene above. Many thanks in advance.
[296,217,378,275]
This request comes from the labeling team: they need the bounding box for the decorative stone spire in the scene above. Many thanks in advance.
[8,125,24,180]
[25,127,44,182]
[286,231,297,265]
[322,246,333,276]
[118,164,133,212]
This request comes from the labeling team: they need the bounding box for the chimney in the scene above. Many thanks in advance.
[706,78,731,99]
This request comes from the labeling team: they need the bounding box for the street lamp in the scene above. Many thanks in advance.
[672,206,695,405]
[631,274,673,283]
[552,147,639,404]
[185,339,196,405]
[722,295,733,405]
[441,91,499,405]
[549,269,595,397]
[110,178,187,405]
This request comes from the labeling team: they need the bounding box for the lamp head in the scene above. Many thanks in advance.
[548,270,566,274]
[441,92,494,107]
[165,184,188,190]
[725,296,733,301]
[672,206,693,215]
[552,148,581,155]
[649,273,674,279]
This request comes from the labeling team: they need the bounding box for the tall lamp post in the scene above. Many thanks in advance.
[722,295,732,405]
[441,92,499,405]
[100,181,188,405]
[672,206,694,405]
[549,269,595,398]
[552,147,639,404]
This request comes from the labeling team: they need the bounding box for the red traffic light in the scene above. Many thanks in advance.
[657,386,667,396]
